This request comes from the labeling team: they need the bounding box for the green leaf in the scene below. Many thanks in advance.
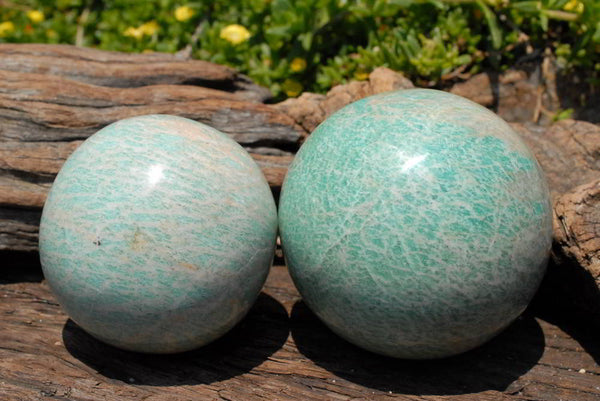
[540,13,549,30]
[510,1,541,12]
[388,0,418,7]
[265,25,290,37]
[553,108,574,121]
[593,21,600,42]
[476,0,502,49]
[300,31,313,50]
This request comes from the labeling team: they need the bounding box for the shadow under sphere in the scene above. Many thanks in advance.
[291,300,545,395]
[532,259,600,365]
[63,292,289,386]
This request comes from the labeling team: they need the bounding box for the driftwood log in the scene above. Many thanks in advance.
[0,43,272,101]
[512,120,600,198]
[1,262,599,401]
[548,180,600,317]
[554,180,600,276]
[0,69,303,147]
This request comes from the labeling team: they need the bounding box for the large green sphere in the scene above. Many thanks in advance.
[39,115,277,353]
[279,89,552,359]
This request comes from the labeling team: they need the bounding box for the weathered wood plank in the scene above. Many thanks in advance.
[0,43,271,101]
[0,264,598,401]
[550,180,600,318]
[0,70,304,146]
[0,209,41,252]
[450,70,546,123]
[511,120,600,199]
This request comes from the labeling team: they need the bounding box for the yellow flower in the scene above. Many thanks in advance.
[290,57,307,73]
[139,21,159,36]
[0,21,15,37]
[220,24,251,45]
[175,5,195,22]
[354,71,370,81]
[142,49,155,54]
[27,10,45,24]
[563,0,584,13]
[46,29,58,39]
[123,26,144,40]
[282,79,303,97]
[123,21,158,40]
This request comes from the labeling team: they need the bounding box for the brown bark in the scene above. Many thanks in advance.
[1,264,598,401]
[450,69,556,124]
[554,180,600,274]
[0,209,40,252]
[550,180,600,316]
[0,69,304,146]
[511,120,600,199]
[0,43,271,101]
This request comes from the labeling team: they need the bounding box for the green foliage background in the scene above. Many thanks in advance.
[1,0,598,99]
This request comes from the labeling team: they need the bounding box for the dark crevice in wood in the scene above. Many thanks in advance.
[246,139,300,153]
[1,169,56,184]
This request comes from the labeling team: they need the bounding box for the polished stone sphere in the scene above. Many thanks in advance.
[39,115,277,353]
[279,89,552,359]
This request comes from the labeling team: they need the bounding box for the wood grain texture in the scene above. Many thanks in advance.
[0,43,271,101]
[0,69,304,146]
[554,180,600,276]
[0,264,599,401]
[0,209,40,252]
[512,120,600,199]
[450,70,545,123]
[549,180,600,317]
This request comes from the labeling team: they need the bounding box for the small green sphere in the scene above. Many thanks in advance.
[278,89,552,359]
[40,115,277,353]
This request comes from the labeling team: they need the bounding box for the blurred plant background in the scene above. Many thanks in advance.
[0,0,598,99]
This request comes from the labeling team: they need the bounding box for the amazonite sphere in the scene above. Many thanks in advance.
[39,115,277,353]
[279,89,552,359]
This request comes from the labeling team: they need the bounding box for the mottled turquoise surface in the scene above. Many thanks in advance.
[279,89,552,359]
[39,115,277,353]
